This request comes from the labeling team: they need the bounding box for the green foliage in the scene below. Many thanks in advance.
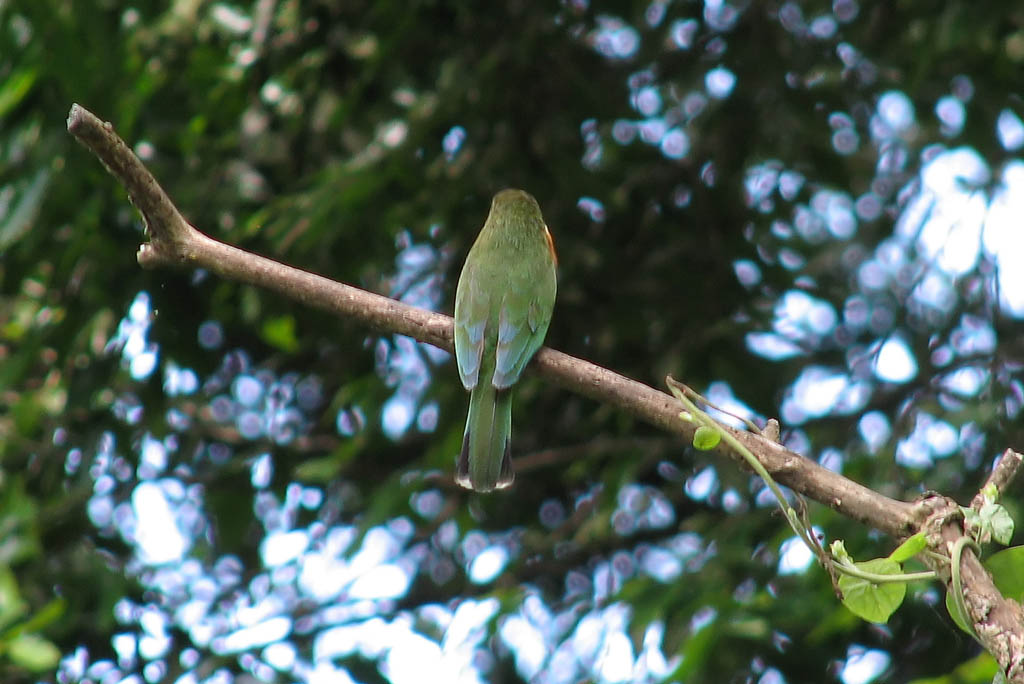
[691,425,721,450]
[830,539,927,624]
[964,502,1015,546]
[946,545,1024,635]
[984,546,1024,602]
[837,558,907,624]
[0,568,63,673]
[0,67,37,118]
[3,0,1024,682]
[888,533,928,563]
[5,634,61,673]
[906,652,999,684]
[260,314,300,353]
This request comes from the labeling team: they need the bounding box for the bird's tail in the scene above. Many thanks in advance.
[456,383,513,492]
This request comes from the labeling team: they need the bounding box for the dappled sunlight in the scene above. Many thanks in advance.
[841,647,891,684]
[742,76,1023,471]
[60,281,723,680]
[106,291,159,381]
[778,530,821,575]
[500,598,680,683]
[377,229,450,440]
[65,289,711,682]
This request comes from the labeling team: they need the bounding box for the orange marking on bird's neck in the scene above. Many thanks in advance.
[544,225,557,265]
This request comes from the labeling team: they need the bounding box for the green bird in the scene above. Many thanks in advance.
[454,189,558,491]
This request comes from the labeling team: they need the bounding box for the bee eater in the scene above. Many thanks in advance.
[453,189,557,491]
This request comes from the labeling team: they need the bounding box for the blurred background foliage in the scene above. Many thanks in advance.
[2,0,1023,682]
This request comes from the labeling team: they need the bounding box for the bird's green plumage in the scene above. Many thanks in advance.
[454,189,557,491]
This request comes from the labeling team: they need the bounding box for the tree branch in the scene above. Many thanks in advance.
[917,495,1024,682]
[973,448,1023,510]
[71,102,1024,681]
[67,102,918,537]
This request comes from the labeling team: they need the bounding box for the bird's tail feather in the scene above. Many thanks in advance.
[457,383,513,491]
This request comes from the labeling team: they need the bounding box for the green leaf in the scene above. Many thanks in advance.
[984,546,1024,601]
[830,539,851,564]
[944,587,973,636]
[13,598,66,636]
[888,532,927,563]
[964,502,1016,545]
[980,503,1014,545]
[7,633,61,671]
[0,169,50,251]
[294,455,343,482]
[941,544,1024,636]
[692,426,721,450]
[838,558,906,623]
[0,568,27,630]
[261,315,300,352]
[904,652,998,684]
[0,68,37,117]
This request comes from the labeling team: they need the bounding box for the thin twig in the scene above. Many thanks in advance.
[972,448,1023,510]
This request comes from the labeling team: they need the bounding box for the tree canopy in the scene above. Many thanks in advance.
[3,1,1024,683]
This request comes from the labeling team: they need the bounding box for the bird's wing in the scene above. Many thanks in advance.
[454,263,488,390]
[493,282,555,389]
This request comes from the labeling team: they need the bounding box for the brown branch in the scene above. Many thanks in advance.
[917,495,1024,682]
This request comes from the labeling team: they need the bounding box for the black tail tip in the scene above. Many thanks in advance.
[455,433,515,492]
